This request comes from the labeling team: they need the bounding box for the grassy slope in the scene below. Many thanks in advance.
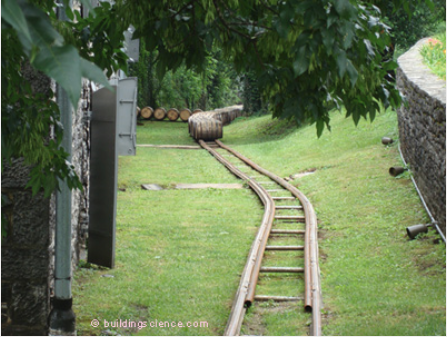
[74,111,445,336]
[222,110,446,336]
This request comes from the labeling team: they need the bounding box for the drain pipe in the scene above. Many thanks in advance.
[398,144,446,243]
[49,1,76,335]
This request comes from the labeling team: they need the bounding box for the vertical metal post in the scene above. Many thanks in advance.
[49,1,76,335]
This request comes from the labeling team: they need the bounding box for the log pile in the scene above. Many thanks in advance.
[139,106,194,122]
[153,107,167,120]
[179,108,191,122]
[137,105,243,141]
[188,105,243,141]
[167,108,179,121]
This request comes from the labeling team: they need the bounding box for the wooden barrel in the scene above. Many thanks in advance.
[179,108,191,122]
[141,106,153,119]
[136,106,141,118]
[192,108,203,115]
[153,107,167,120]
[167,108,179,121]
[193,118,223,140]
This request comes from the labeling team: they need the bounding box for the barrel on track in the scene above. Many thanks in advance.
[188,106,243,141]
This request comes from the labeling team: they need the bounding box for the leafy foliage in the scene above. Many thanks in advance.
[1,0,127,197]
[241,69,265,116]
[385,0,445,52]
[129,43,240,110]
[117,0,429,136]
[1,0,437,203]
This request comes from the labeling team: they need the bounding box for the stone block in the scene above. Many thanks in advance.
[10,282,48,326]
[1,159,31,189]
[8,191,50,247]
[1,248,49,280]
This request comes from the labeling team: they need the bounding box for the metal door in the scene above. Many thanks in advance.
[88,85,118,268]
[117,77,137,156]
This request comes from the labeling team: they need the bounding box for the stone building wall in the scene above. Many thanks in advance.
[2,67,91,335]
[1,67,53,336]
[396,38,446,234]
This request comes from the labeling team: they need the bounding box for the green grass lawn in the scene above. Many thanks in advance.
[73,113,445,336]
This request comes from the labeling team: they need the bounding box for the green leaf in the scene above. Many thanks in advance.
[293,47,309,76]
[32,45,82,108]
[80,58,112,90]
[333,0,357,20]
[316,119,325,137]
[346,60,358,87]
[1,0,32,45]
[335,49,347,77]
[322,29,335,51]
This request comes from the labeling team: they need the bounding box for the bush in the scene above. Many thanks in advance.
[386,0,446,53]
[420,33,446,80]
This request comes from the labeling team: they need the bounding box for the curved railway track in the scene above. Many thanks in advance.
[199,139,322,336]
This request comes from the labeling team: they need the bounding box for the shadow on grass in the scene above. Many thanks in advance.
[223,115,307,146]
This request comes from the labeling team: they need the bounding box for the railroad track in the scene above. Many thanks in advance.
[199,139,322,336]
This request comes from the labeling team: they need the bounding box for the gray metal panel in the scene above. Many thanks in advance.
[117,77,137,156]
[88,85,118,268]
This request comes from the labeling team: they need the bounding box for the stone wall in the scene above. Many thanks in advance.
[396,38,446,234]
[2,68,91,335]
[1,67,52,336]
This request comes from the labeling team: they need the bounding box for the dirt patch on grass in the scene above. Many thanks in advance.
[242,310,268,336]
[290,168,317,180]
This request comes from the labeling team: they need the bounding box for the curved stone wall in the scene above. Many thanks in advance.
[396,38,446,234]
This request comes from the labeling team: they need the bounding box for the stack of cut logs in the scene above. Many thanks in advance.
[138,107,204,122]
[188,105,243,141]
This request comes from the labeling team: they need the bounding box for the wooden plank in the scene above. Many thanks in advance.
[260,267,304,273]
[270,229,306,235]
[275,205,303,210]
[274,215,306,221]
[141,184,164,190]
[272,196,295,200]
[254,295,303,302]
[174,183,244,190]
[265,245,304,251]
[137,144,201,149]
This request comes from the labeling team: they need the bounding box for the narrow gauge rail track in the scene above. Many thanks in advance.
[199,139,322,336]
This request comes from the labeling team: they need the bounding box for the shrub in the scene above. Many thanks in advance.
[420,33,446,80]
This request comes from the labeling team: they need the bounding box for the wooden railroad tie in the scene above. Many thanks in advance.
[272,196,295,200]
[254,295,304,302]
[275,205,303,210]
[274,215,305,222]
[265,245,304,251]
[270,229,305,235]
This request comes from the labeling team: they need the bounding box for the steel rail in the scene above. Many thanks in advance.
[215,140,322,336]
[198,140,276,336]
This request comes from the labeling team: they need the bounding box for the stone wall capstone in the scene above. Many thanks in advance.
[396,38,446,235]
